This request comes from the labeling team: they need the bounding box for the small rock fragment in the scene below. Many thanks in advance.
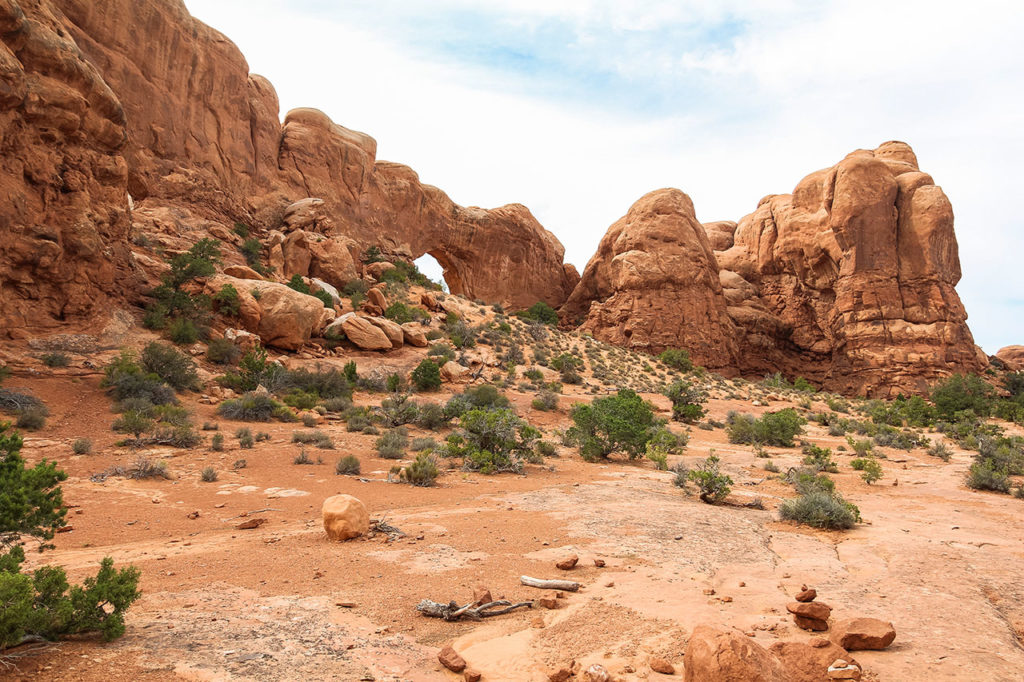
[795,588,817,602]
[556,555,579,570]
[438,645,467,673]
[650,657,675,674]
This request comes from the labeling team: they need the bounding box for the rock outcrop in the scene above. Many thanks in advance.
[561,189,739,371]
[995,345,1024,371]
[566,143,984,395]
[1,0,575,337]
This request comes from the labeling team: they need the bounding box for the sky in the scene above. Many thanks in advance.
[186,0,1024,354]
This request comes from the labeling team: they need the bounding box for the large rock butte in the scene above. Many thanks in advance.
[567,142,985,395]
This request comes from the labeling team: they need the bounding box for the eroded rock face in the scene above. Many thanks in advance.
[567,143,983,395]
[0,0,135,335]
[1,0,575,336]
[561,189,739,371]
[719,142,984,395]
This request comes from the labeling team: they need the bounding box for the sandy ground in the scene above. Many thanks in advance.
[3,360,1024,681]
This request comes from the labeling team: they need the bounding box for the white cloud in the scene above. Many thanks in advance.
[185,0,1024,353]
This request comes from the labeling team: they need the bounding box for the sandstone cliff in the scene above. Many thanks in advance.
[1,0,576,336]
[568,143,985,396]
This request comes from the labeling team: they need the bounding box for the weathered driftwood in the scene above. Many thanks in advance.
[416,599,533,621]
[520,575,580,592]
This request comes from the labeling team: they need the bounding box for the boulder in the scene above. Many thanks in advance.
[830,618,896,651]
[769,640,856,682]
[683,625,787,682]
[205,276,326,351]
[321,494,369,541]
[441,361,470,383]
[367,287,388,311]
[223,328,261,351]
[224,265,264,280]
[334,314,392,351]
[365,261,396,280]
[438,645,467,673]
[366,317,404,348]
[401,323,428,347]
[996,345,1024,371]
[282,198,326,232]
[787,601,833,621]
[649,657,675,675]
[310,278,341,307]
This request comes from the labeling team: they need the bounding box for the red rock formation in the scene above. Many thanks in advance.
[995,346,1024,371]
[0,0,135,334]
[1,0,575,337]
[561,189,739,371]
[718,141,984,395]
[567,143,984,395]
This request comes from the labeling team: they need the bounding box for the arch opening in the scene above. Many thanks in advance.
[414,252,450,293]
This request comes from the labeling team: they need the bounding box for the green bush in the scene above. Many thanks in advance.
[531,391,559,411]
[313,290,334,309]
[411,359,442,392]
[851,457,883,484]
[726,409,805,447]
[568,389,657,461]
[664,380,707,423]
[792,376,816,392]
[416,402,448,430]
[291,429,335,449]
[444,384,510,420]
[686,454,732,503]
[40,352,70,368]
[145,239,221,333]
[236,428,255,449]
[441,408,538,474]
[168,317,200,345]
[141,342,199,392]
[931,374,994,421]
[401,453,439,486]
[380,394,420,427]
[427,342,456,364]
[801,444,837,473]
[213,284,241,317]
[376,428,409,459]
[286,274,311,295]
[658,349,693,372]
[211,433,225,451]
[336,455,361,475]
[446,319,477,349]
[779,491,860,530]
[206,338,241,365]
[1,424,141,646]
[200,466,218,482]
[966,458,1011,492]
[217,392,287,422]
[515,301,559,326]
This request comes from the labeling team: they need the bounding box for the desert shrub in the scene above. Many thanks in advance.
[779,491,860,530]
[568,389,657,461]
[440,408,538,474]
[200,467,218,482]
[523,368,543,382]
[210,433,225,452]
[686,454,733,503]
[167,317,200,345]
[282,366,353,401]
[380,394,420,427]
[411,359,442,392]
[217,348,278,393]
[384,302,427,324]
[141,342,199,392]
[335,455,361,475]
[217,392,286,422]
[206,338,241,366]
[764,460,780,473]
[15,406,47,431]
[376,428,409,459]
[670,461,688,488]
[801,444,838,473]
[286,274,311,295]
[786,467,836,495]
[648,426,688,452]
[931,374,994,421]
[102,351,177,408]
[416,402,448,430]
[792,376,816,392]
[427,342,456,364]
[867,395,935,427]
[411,437,437,452]
[235,428,254,449]
[446,319,478,349]
[1,426,141,647]
[536,440,556,458]
[515,301,559,326]
[645,446,668,471]
[386,373,407,394]
[444,384,510,419]
[401,453,440,486]
[851,457,883,484]
[291,430,334,449]
[71,438,93,455]
[282,389,318,411]
[549,353,584,384]
[212,283,240,317]
[293,450,315,465]
[726,409,805,447]
[927,440,952,461]
[40,352,70,368]
[658,349,693,372]
[760,372,792,390]
[846,436,874,457]
[966,458,1010,492]
[664,380,707,423]
[531,391,559,411]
